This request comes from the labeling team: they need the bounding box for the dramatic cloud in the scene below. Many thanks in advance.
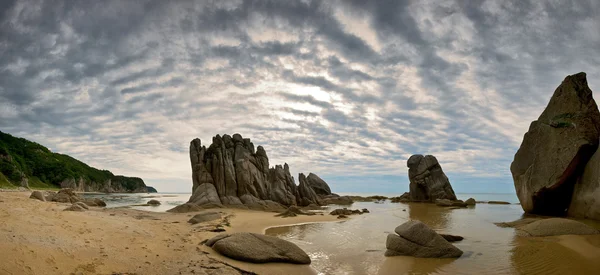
[1,0,599,193]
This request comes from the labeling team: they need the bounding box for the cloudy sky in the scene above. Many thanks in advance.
[1,0,599,194]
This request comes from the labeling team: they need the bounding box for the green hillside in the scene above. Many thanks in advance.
[0,131,148,192]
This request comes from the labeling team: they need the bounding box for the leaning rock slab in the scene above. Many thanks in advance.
[205,232,311,264]
[385,220,462,258]
[511,72,600,216]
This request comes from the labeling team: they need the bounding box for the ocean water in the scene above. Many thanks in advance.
[265,197,600,275]
[81,193,190,212]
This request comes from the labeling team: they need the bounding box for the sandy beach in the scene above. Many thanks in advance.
[0,191,339,275]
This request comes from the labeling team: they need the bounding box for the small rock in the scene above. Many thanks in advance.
[465,198,476,205]
[147,199,161,206]
[74,202,89,210]
[439,234,464,242]
[362,208,370,213]
[337,215,348,219]
[188,212,221,224]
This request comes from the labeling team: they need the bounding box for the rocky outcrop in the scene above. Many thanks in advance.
[146,186,158,193]
[205,232,311,264]
[49,189,82,203]
[59,176,148,193]
[385,220,463,258]
[178,134,347,212]
[496,217,599,237]
[511,72,600,217]
[407,155,457,202]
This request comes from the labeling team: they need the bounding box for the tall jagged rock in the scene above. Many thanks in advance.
[297,173,320,206]
[181,134,343,211]
[511,72,600,216]
[407,155,457,202]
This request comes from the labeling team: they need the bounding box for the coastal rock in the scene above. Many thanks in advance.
[515,218,600,237]
[435,199,467,208]
[74,202,89,210]
[29,191,45,202]
[465,198,476,205]
[385,220,463,258]
[390,192,410,203]
[305,173,332,196]
[488,201,511,205]
[568,143,600,220]
[147,199,161,206]
[494,218,540,228]
[205,232,311,264]
[320,194,353,205]
[511,73,600,216]
[52,189,81,203]
[82,198,107,207]
[188,212,221,224]
[276,206,315,217]
[337,215,347,219]
[297,173,320,206]
[64,204,86,212]
[407,155,457,202]
[182,134,342,212]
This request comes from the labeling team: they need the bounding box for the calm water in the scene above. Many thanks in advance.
[81,193,190,212]
[266,196,600,275]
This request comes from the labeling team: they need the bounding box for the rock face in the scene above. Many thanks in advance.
[385,220,463,258]
[179,134,346,211]
[511,73,600,217]
[569,144,600,220]
[205,232,311,264]
[407,155,457,202]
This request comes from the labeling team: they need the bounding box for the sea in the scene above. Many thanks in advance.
[82,192,600,274]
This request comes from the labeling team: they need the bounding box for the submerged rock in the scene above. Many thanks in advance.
[205,232,311,264]
[435,199,467,208]
[407,155,457,202]
[147,199,161,206]
[515,218,600,237]
[440,234,464,242]
[511,73,600,217]
[488,201,511,205]
[385,220,463,258]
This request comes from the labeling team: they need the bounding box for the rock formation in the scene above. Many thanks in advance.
[495,217,599,237]
[385,220,463,258]
[176,134,349,212]
[205,232,311,264]
[407,155,457,202]
[511,72,600,218]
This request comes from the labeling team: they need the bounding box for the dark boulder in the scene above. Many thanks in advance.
[407,155,457,202]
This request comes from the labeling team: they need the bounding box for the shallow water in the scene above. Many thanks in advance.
[81,193,189,212]
[266,200,600,275]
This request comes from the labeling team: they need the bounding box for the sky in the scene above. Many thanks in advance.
[1,0,599,194]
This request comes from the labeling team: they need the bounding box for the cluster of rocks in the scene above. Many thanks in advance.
[435,198,476,208]
[275,206,316,218]
[29,189,106,211]
[385,220,463,258]
[329,208,369,219]
[170,134,353,213]
[204,232,311,264]
[511,72,600,220]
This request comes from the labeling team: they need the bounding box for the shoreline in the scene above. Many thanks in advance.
[0,191,341,275]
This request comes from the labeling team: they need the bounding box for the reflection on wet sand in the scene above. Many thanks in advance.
[266,201,600,275]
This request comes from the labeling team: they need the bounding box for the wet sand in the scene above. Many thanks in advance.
[266,201,600,275]
[0,191,339,275]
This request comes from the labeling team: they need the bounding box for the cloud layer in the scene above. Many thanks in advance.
[1,0,599,193]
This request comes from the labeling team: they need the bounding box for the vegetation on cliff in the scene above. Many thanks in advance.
[0,131,147,192]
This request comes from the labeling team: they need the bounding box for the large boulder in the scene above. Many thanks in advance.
[82,198,107,207]
[305,173,332,196]
[296,173,320,206]
[188,212,221,224]
[205,232,311,264]
[511,73,600,216]
[407,155,457,202]
[385,220,463,258]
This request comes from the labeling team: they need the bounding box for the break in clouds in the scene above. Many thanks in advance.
[1,0,599,193]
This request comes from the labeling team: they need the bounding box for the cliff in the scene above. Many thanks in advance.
[0,131,148,193]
